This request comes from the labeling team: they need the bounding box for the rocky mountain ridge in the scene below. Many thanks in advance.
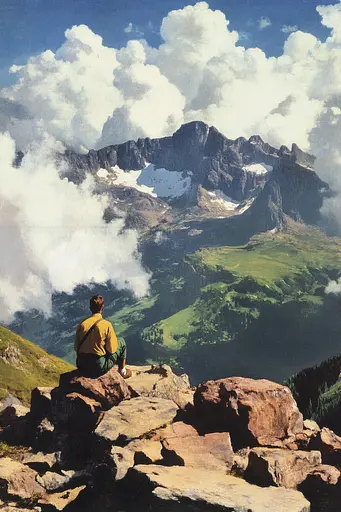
[2,364,341,511]
[59,121,327,233]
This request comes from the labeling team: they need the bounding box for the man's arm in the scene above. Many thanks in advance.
[74,324,81,353]
[105,323,119,354]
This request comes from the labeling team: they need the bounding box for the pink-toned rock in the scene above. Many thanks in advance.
[58,368,130,410]
[162,432,233,472]
[194,377,303,449]
[245,447,322,489]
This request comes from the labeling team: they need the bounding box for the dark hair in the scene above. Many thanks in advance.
[90,295,104,313]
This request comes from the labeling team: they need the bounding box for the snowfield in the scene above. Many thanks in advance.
[243,163,273,175]
[207,190,240,210]
[96,163,191,199]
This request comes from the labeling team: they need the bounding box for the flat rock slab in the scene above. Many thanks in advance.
[0,458,45,500]
[194,377,303,449]
[21,451,60,473]
[162,432,233,472]
[127,438,163,464]
[39,485,86,511]
[95,397,179,443]
[133,465,311,512]
[128,365,194,409]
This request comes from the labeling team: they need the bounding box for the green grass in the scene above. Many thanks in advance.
[0,325,73,405]
[107,295,157,335]
[189,228,341,284]
[158,305,199,348]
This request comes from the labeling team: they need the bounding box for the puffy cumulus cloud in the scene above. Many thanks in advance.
[98,41,185,146]
[0,132,150,322]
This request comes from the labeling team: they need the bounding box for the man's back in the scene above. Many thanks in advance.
[75,313,118,356]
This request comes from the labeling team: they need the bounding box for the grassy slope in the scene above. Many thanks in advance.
[0,325,73,405]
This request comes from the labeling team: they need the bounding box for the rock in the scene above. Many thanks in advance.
[308,427,341,464]
[108,446,135,481]
[36,471,72,492]
[132,465,311,512]
[30,387,53,421]
[34,417,55,452]
[39,485,86,511]
[232,448,251,477]
[0,404,29,427]
[303,420,320,433]
[58,368,130,410]
[52,391,103,433]
[127,438,163,464]
[194,377,303,449]
[21,451,60,473]
[150,421,199,441]
[128,365,194,410]
[95,397,179,444]
[0,458,45,500]
[245,447,322,489]
[162,432,234,472]
[305,464,340,486]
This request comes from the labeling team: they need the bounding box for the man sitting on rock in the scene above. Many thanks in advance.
[75,295,132,379]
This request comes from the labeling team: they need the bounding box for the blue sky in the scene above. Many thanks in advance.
[0,0,335,86]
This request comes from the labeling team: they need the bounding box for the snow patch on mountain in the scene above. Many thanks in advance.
[243,163,273,175]
[97,163,191,199]
[207,190,240,210]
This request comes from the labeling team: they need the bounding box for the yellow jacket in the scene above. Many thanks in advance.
[74,313,118,356]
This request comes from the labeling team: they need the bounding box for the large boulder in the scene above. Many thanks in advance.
[162,432,234,472]
[58,368,131,410]
[52,391,103,433]
[132,465,311,512]
[0,458,46,500]
[245,447,322,489]
[95,397,178,444]
[194,377,303,448]
[128,365,194,410]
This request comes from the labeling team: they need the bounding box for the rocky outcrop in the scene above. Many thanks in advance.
[3,367,341,511]
[131,465,311,512]
[194,377,303,449]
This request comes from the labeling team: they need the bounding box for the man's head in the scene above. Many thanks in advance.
[90,295,104,314]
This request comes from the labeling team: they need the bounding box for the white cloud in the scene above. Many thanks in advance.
[258,16,272,30]
[124,22,144,37]
[0,132,150,322]
[124,22,133,34]
[281,24,298,33]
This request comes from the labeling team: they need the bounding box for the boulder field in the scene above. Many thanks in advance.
[1,364,341,511]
